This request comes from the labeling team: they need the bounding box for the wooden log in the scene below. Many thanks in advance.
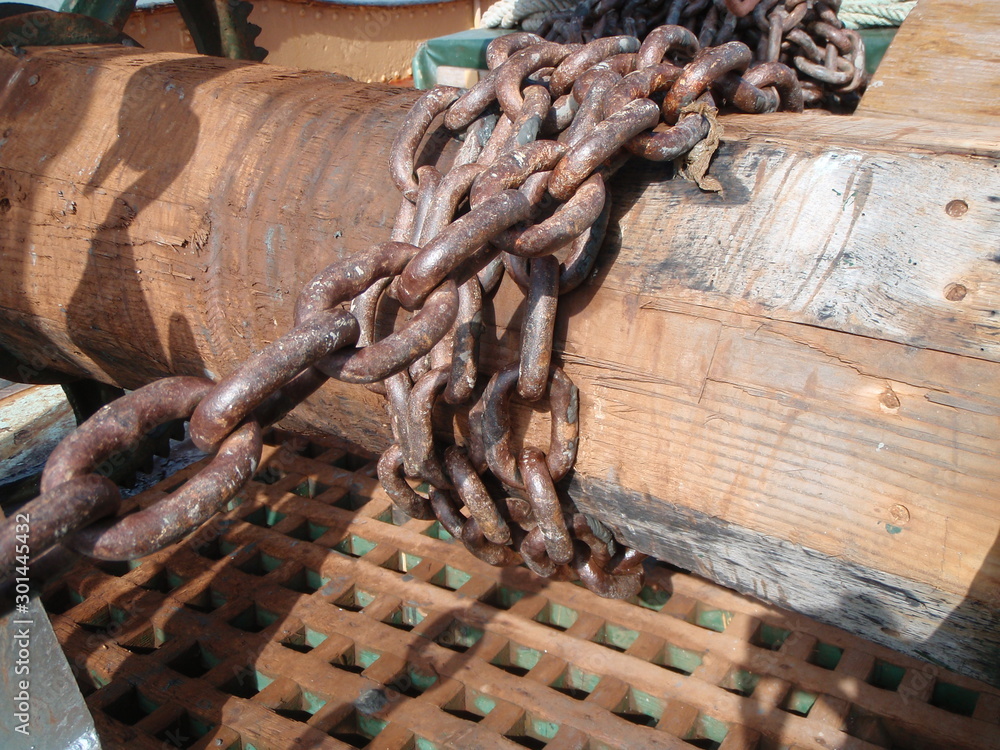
[0,37,997,686]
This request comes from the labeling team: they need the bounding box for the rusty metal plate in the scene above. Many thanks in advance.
[40,436,1000,749]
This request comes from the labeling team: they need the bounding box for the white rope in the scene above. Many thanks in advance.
[481,0,578,29]
[481,0,913,31]
[839,0,915,28]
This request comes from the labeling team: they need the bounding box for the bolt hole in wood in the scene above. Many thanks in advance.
[0,197,10,212]
[945,199,969,217]
[944,282,968,301]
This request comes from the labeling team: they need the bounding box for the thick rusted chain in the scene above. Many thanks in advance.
[403,367,452,487]
[0,475,120,585]
[549,97,660,201]
[444,445,511,544]
[549,35,641,97]
[189,310,358,452]
[636,24,700,66]
[42,377,263,560]
[486,31,545,70]
[389,86,461,201]
[68,419,262,560]
[482,364,579,489]
[519,447,574,564]
[495,42,581,118]
[518,255,559,401]
[662,40,752,122]
[444,279,483,404]
[394,190,533,309]
[377,444,435,520]
[506,84,551,150]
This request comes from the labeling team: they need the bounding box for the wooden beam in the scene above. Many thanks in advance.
[857,0,1000,125]
[0,41,997,685]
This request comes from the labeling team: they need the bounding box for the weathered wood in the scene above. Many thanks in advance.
[0,383,73,486]
[857,0,1000,125]
[0,36,997,685]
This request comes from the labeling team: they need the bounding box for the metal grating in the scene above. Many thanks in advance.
[42,435,1000,750]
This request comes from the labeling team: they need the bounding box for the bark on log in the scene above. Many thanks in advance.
[1,45,998,686]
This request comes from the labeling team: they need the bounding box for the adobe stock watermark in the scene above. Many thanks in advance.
[8,512,33,737]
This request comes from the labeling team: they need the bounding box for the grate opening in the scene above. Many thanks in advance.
[808,642,844,671]
[168,641,221,679]
[190,537,237,561]
[592,622,640,652]
[292,477,331,498]
[334,587,377,612]
[390,665,439,697]
[720,668,761,697]
[329,646,368,674]
[328,708,387,747]
[845,704,894,746]
[753,622,792,651]
[102,686,159,726]
[482,585,526,611]
[613,688,663,727]
[120,627,169,655]
[429,565,472,591]
[434,619,485,653]
[236,550,283,577]
[491,642,542,677]
[504,713,561,749]
[550,666,601,700]
[183,587,226,613]
[384,604,427,632]
[334,534,378,558]
[332,487,374,512]
[228,604,279,633]
[379,550,424,573]
[281,567,330,595]
[423,521,455,542]
[654,643,703,676]
[93,559,134,576]
[218,667,273,698]
[930,681,979,716]
[867,659,906,691]
[154,710,215,749]
[632,585,671,611]
[280,625,329,654]
[688,603,734,634]
[443,687,496,724]
[273,687,328,723]
[330,452,372,472]
[684,713,728,749]
[253,466,286,485]
[137,567,185,594]
[243,506,287,528]
[533,601,579,631]
[780,687,819,717]
[77,603,129,634]
[43,584,84,614]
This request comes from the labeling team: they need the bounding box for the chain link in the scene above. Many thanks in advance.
[0,25,815,596]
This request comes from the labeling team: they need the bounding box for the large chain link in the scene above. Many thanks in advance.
[523,0,866,108]
[0,27,808,598]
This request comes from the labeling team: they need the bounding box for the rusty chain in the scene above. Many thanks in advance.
[0,27,810,598]
[523,0,866,108]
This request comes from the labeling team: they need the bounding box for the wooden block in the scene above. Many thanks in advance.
[858,0,1000,125]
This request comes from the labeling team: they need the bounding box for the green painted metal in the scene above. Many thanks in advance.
[58,0,136,30]
[0,9,136,48]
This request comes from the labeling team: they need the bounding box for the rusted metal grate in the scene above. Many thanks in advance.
[43,435,1000,750]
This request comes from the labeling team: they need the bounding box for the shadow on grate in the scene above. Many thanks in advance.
[39,431,1000,750]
